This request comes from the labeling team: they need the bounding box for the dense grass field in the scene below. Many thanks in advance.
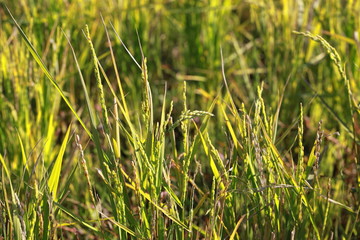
[1,0,359,239]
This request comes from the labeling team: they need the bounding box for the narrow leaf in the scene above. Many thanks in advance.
[48,124,72,201]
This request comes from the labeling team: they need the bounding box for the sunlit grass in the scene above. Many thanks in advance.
[0,1,359,239]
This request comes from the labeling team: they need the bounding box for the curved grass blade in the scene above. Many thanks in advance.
[97,211,141,238]
[53,201,101,235]
[62,29,97,129]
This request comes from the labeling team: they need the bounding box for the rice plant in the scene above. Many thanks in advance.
[0,0,359,239]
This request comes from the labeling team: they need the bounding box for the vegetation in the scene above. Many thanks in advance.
[1,0,359,239]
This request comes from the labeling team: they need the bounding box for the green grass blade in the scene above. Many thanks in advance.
[47,124,71,201]
[16,130,28,172]
[54,201,101,235]
[62,29,97,129]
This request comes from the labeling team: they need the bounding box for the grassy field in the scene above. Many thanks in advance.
[1,0,359,239]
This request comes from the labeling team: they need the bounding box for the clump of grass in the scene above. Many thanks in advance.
[1,1,359,239]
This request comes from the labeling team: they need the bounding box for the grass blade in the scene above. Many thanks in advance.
[47,124,72,201]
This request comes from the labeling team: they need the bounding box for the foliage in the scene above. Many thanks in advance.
[0,0,359,239]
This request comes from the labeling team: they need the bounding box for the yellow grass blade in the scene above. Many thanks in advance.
[48,124,72,201]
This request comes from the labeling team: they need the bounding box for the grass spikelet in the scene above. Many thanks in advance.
[141,57,151,128]
[293,31,357,141]
[168,110,214,133]
[293,31,347,85]
[296,103,305,182]
[321,178,331,238]
[181,81,188,154]
[313,120,324,183]
[75,134,96,207]
[85,24,110,133]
